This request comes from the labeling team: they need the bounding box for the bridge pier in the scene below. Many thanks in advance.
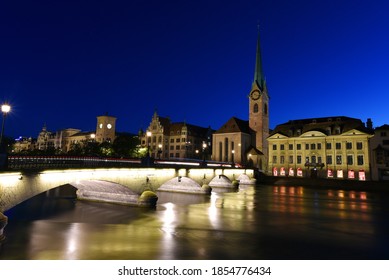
[0,212,7,242]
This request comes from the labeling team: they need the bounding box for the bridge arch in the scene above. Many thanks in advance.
[0,167,255,238]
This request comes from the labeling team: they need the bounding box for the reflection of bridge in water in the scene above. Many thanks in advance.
[0,156,256,239]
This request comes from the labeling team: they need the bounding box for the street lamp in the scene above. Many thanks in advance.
[0,104,11,151]
[202,142,207,162]
[146,131,152,157]
[158,144,162,159]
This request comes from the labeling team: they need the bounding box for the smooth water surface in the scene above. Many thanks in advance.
[1,184,388,260]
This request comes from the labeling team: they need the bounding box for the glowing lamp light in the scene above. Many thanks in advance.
[1,104,10,114]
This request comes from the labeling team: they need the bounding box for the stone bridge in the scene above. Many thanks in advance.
[0,167,255,238]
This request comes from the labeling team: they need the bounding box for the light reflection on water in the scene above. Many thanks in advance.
[1,184,389,260]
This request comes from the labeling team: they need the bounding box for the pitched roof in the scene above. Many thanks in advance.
[215,117,251,134]
[375,124,389,131]
[158,116,171,131]
[168,122,212,136]
[269,116,372,137]
[246,146,264,156]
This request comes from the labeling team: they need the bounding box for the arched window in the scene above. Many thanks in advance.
[253,103,259,113]
[224,138,229,162]
[264,103,268,115]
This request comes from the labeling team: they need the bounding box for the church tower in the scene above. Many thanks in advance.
[249,29,269,159]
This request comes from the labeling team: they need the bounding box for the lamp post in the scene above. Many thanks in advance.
[158,144,162,159]
[0,104,11,151]
[202,142,207,161]
[146,131,152,157]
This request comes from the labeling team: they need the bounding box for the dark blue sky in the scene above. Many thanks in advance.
[1,0,388,139]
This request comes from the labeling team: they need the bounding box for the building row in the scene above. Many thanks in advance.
[12,31,389,181]
[13,114,117,153]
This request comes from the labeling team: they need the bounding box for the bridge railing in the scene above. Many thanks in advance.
[6,155,142,170]
[5,155,243,170]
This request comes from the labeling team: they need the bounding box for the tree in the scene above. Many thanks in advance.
[99,141,114,156]
[112,134,140,158]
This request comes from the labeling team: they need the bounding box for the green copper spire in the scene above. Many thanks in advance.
[253,26,265,90]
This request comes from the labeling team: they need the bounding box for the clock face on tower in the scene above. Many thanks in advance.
[107,124,112,129]
[250,90,260,100]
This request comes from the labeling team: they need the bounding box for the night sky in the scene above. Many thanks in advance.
[1,0,388,139]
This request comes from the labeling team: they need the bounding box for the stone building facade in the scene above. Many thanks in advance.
[267,116,373,180]
[370,124,389,180]
[14,114,117,154]
[139,111,213,160]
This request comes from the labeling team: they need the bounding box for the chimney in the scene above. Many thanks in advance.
[366,118,373,130]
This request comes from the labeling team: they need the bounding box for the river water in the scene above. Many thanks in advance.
[1,183,389,260]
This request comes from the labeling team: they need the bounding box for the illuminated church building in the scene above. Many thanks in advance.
[212,31,269,170]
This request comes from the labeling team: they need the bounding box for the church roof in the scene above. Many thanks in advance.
[215,117,251,134]
[253,28,266,91]
[246,145,264,156]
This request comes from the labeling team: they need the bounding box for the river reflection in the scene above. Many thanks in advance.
[1,184,389,260]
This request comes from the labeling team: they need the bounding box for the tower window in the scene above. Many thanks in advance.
[264,103,268,115]
[253,103,259,113]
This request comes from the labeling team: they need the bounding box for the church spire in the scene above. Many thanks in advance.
[253,26,265,90]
